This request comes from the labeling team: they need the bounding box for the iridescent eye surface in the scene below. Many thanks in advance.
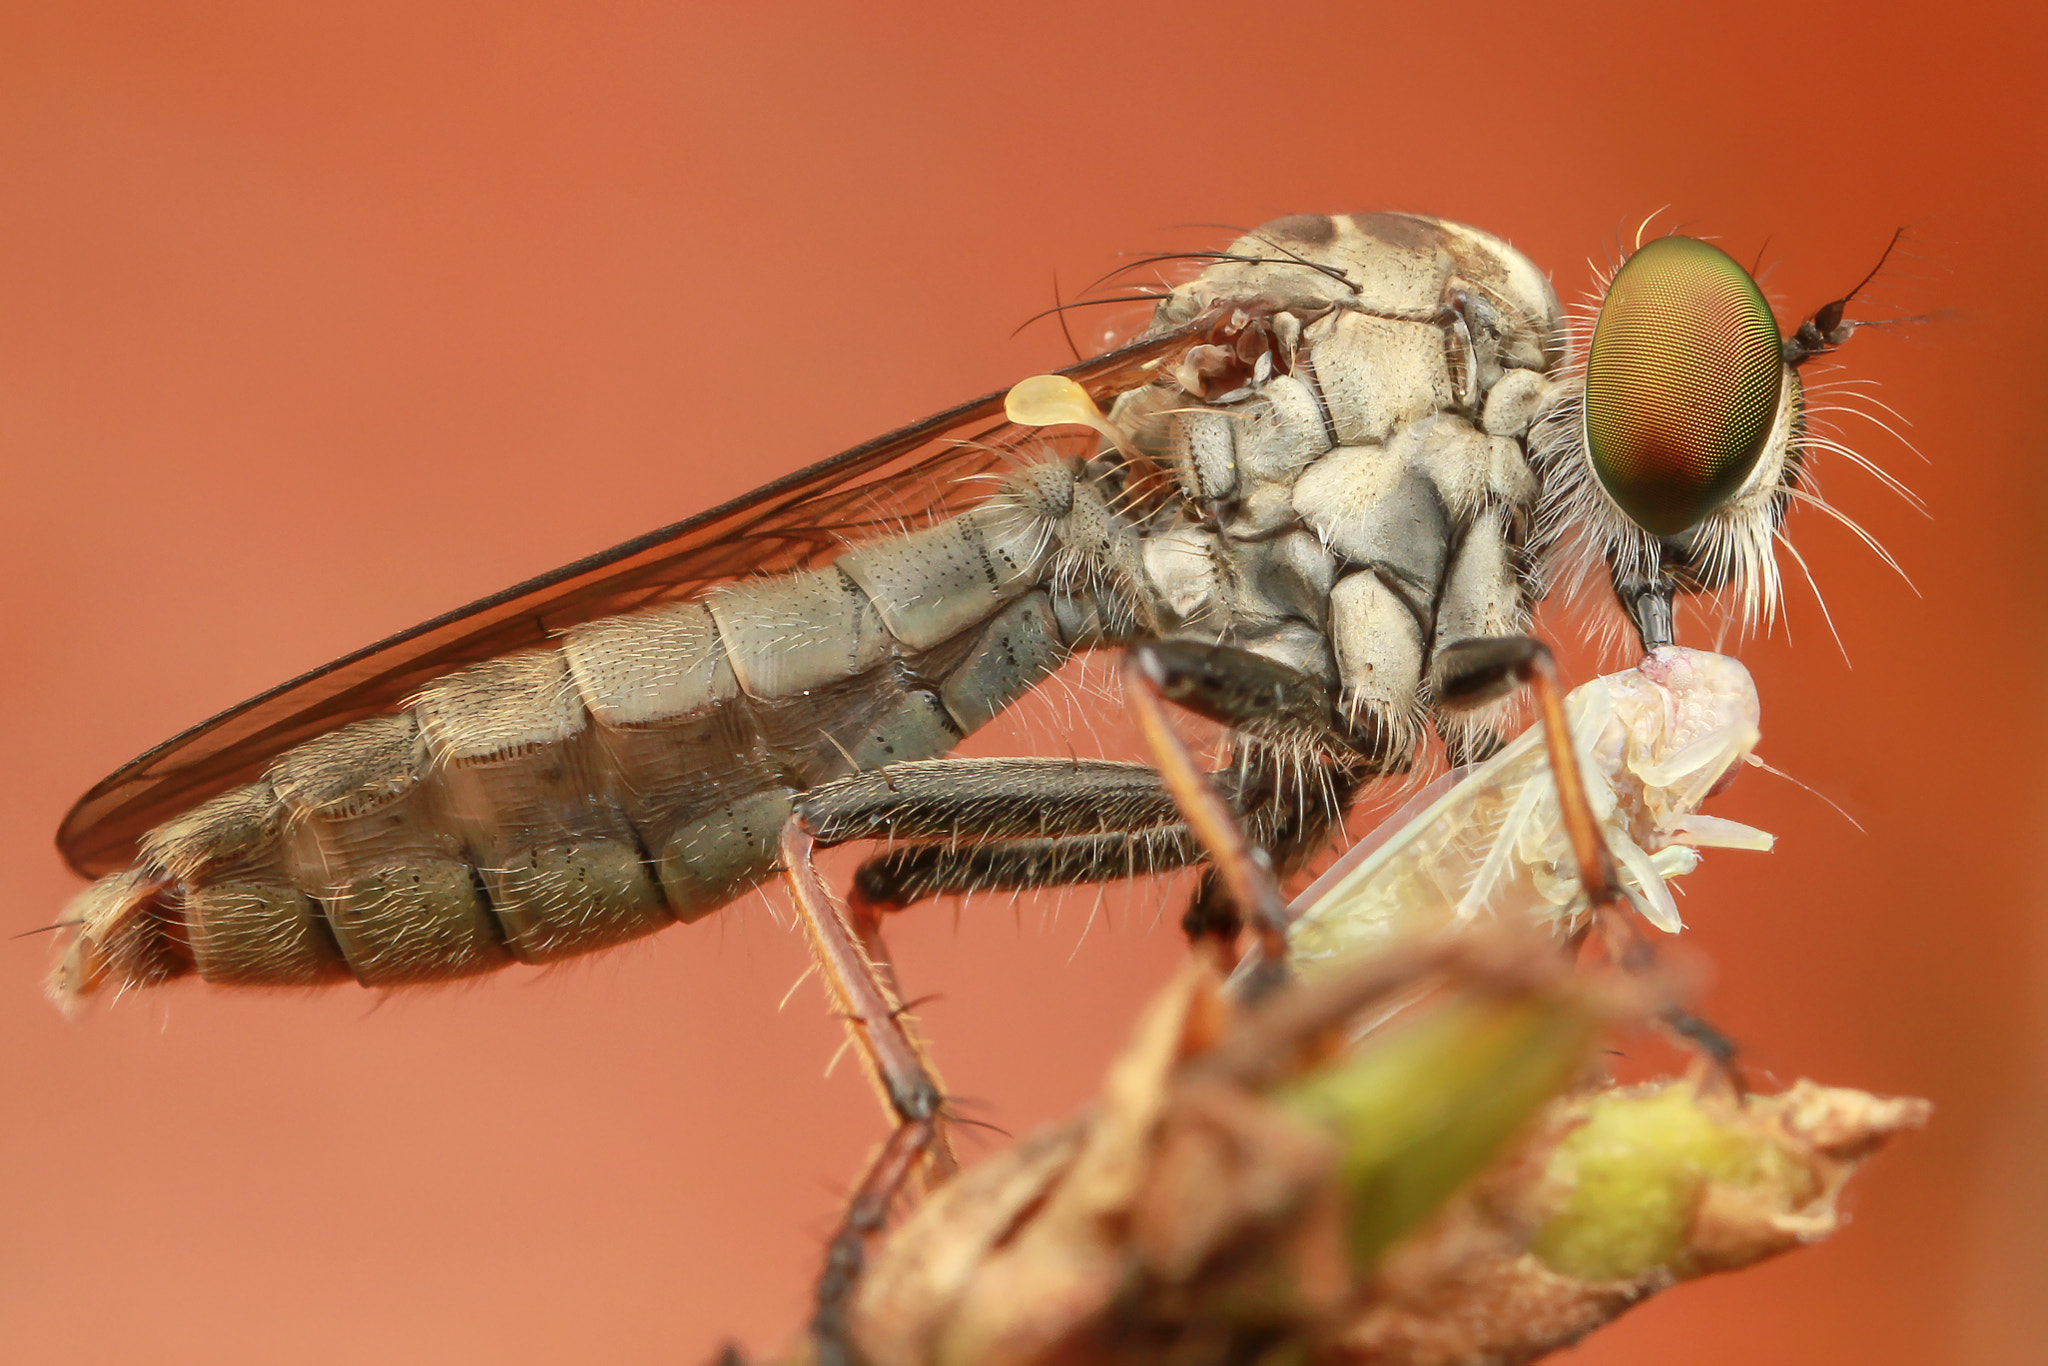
[1584,236,1785,536]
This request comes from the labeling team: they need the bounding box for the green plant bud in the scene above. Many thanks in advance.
[1276,993,1597,1270]
[1530,1082,1815,1281]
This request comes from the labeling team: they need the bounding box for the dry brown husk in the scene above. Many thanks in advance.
[796,935,1926,1366]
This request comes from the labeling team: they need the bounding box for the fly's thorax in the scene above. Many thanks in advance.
[1110,214,1567,752]
[1150,214,1564,376]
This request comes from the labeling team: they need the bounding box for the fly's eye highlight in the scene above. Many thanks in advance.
[1584,236,1785,536]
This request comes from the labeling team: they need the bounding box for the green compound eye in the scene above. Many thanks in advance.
[1584,236,1785,536]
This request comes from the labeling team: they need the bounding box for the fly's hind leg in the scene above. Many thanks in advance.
[778,749,1272,1364]
[779,822,956,1177]
[779,820,956,1366]
[782,646,1394,1360]
[1431,635,1747,1090]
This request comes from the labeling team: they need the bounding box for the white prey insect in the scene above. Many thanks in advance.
[1284,646,1773,971]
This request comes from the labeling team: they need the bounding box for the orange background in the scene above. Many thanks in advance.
[2,3,2043,1362]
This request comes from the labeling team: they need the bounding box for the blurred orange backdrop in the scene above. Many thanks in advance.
[2,3,2043,1363]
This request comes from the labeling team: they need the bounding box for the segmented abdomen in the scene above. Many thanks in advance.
[54,466,1103,1000]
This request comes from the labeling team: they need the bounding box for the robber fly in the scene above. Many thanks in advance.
[48,211,1880,1008]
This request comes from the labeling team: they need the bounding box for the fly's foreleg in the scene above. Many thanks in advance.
[1432,634,1746,1089]
[1432,636,1628,915]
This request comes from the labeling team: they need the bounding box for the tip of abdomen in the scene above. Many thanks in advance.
[47,869,191,1015]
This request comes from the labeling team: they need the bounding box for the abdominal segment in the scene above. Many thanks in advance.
[51,494,1080,1003]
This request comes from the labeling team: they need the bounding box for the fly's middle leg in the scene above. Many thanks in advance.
[1124,640,1393,952]
[1121,648,1294,1000]
[796,755,1210,925]
[800,760,1209,918]
[795,642,1394,953]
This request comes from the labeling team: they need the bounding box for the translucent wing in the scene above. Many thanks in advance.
[59,325,1201,876]
[1284,685,1618,967]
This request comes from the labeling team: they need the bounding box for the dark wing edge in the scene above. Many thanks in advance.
[59,326,1198,876]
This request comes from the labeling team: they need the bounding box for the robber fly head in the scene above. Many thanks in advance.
[1533,228,1901,650]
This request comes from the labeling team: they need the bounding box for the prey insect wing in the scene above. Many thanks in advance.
[1284,646,1774,972]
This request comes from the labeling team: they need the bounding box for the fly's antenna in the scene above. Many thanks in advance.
[1837,228,1908,314]
[1785,227,1911,366]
